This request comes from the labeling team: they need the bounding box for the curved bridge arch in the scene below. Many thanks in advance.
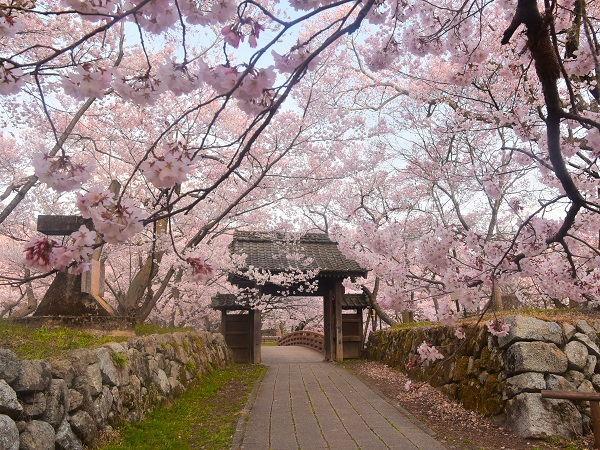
[278,330,325,354]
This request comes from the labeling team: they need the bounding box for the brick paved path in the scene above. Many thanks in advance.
[232,346,447,450]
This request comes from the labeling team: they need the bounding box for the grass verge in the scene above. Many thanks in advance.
[133,323,192,336]
[100,364,266,450]
[0,318,196,360]
[0,319,129,359]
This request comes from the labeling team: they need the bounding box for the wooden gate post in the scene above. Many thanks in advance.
[334,280,343,362]
[323,288,333,361]
[252,309,261,364]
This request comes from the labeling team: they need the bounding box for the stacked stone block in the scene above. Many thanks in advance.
[366,315,600,439]
[0,331,231,449]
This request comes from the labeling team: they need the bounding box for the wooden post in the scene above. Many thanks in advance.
[252,309,262,364]
[591,401,600,450]
[401,310,413,323]
[334,280,343,362]
[323,289,333,361]
[221,310,227,336]
[358,306,364,355]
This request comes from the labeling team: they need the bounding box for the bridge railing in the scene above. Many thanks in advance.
[278,330,325,353]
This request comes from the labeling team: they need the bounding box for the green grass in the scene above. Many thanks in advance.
[134,323,191,336]
[0,319,128,359]
[0,318,196,360]
[101,364,266,450]
[389,320,434,329]
[111,352,128,368]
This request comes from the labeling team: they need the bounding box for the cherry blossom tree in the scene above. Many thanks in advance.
[1,0,599,336]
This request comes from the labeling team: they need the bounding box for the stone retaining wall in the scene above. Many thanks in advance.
[366,315,600,439]
[0,331,231,450]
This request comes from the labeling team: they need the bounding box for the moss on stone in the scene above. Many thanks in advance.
[483,394,504,416]
[452,356,470,382]
[440,383,459,400]
[468,357,481,376]
[487,349,504,372]
[463,334,478,355]
[479,346,491,366]
[459,379,483,412]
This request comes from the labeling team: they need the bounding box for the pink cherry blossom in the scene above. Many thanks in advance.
[32,153,93,192]
[49,246,74,272]
[272,46,321,74]
[24,237,58,271]
[0,63,28,95]
[113,70,164,105]
[239,67,276,100]
[417,341,444,363]
[125,0,178,34]
[140,140,194,189]
[68,261,91,274]
[77,188,147,244]
[437,300,459,326]
[187,257,215,282]
[156,58,199,96]
[68,225,97,261]
[60,0,116,19]
[93,198,147,244]
[486,320,510,337]
[454,326,466,339]
[221,25,243,48]
[77,186,113,219]
[24,226,97,273]
[0,12,23,38]
[61,64,113,99]
[288,0,320,11]
[201,64,240,95]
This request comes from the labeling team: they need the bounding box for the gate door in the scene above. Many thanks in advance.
[342,311,363,359]
[221,310,261,363]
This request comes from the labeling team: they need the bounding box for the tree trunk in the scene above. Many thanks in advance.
[117,218,168,321]
[491,280,503,311]
[361,279,397,326]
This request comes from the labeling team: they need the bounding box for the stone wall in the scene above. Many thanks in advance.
[0,331,231,450]
[366,315,600,439]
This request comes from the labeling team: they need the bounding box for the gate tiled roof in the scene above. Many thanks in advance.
[229,230,367,278]
[211,293,252,310]
[211,292,370,310]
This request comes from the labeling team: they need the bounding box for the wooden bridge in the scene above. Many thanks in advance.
[277,330,325,353]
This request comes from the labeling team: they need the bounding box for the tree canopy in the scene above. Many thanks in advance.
[0,0,598,330]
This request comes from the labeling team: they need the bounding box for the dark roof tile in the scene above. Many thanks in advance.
[230,230,367,277]
[211,292,370,310]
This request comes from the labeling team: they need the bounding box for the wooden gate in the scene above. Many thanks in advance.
[342,311,363,359]
[221,310,261,363]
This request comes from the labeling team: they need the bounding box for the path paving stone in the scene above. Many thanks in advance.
[232,346,447,450]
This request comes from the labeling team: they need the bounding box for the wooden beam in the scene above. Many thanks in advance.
[542,390,600,401]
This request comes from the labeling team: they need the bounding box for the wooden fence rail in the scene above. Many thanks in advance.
[278,330,325,353]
